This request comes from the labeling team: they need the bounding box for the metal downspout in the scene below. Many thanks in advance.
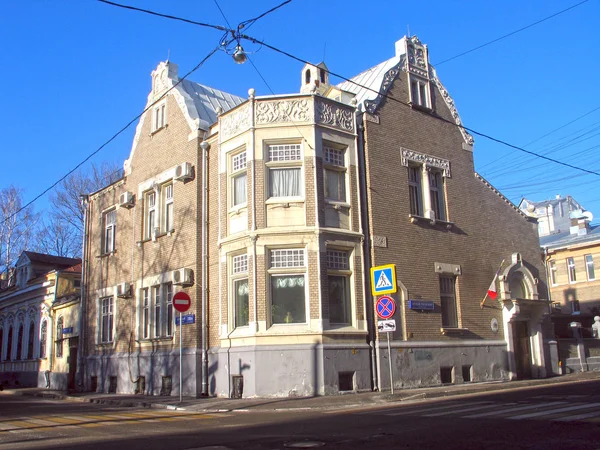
[356,112,378,391]
[76,194,89,388]
[200,139,210,396]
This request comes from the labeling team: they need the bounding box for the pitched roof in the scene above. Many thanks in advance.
[540,224,600,249]
[22,251,81,268]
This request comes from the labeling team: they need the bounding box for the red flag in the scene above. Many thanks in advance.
[487,277,498,300]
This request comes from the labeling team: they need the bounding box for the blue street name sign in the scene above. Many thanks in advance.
[176,314,196,326]
[408,300,435,311]
[370,264,397,296]
[62,327,73,334]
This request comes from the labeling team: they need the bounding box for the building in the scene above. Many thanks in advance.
[0,251,81,389]
[82,36,552,398]
[520,195,583,237]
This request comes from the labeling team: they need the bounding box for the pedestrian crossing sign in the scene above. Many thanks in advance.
[371,264,397,296]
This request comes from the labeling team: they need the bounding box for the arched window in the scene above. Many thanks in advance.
[56,317,63,358]
[27,320,35,359]
[305,69,311,84]
[319,67,326,83]
[0,327,3,361]
[16,324,24,360]
[6,327,13,360]
[40,321,47,359]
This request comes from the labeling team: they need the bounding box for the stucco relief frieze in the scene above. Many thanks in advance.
[315,100,354,132]
[401,148,451,178]
[431,74,474,146]
[364,58,404,114]
[220,104,250,140]
[255,99,311,124]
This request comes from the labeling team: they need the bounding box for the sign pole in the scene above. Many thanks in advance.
[387,332,394,394]
[179,311,182,403]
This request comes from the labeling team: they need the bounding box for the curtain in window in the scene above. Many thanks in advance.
[233,173,247,206]
[234,279,249,327]
[271,275,306,324]
[270,168,301,197]
[325,169,346,201]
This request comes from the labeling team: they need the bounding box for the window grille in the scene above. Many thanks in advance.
[271,249,305,268]
[268,144,302,162]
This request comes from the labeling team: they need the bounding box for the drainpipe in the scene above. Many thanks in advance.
[355,111,378,391]
[77,194,89,389]
[200,139,210,396]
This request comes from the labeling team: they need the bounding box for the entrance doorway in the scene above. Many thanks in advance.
[513,321,531,379]
[68,337,79,390]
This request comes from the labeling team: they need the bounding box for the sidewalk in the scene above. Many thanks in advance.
[2,371,598,413]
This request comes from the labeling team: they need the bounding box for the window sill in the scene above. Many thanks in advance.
[440,327,469,336]
[325,200,350,210]
[96,342,114,349]
[228,205,248,216]
[409,102,434,113]
[138,336,174,344]
[137,229,175,245]
[265,198,304,207]
[409,214,454,230]
[97,251,116,259]
[150,124,168,136]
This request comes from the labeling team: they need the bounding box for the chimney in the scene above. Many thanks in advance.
[569,209,592,236]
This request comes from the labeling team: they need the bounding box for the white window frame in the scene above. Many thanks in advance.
[323,146,347,204]
[440,275,458,328]
[408,165,423,216]
[269,248,307,325]
[153,101,167,132]
[142,288,150,339]
[163,183,174,232]
[549,260,558,286]
[266,143,303,200]
[231,150,247,208]
[145,190,157,240]
[102,209,116,254]
[55,316,63,358]
[428,169,446,221]
[407,163,449,221]
[409,76,430,108]
[139,283,173,340]
[100,297,114,343]
[567,257,577,283]
[231,254,249,329]
[585,254,595,281]
[326,249,352,326]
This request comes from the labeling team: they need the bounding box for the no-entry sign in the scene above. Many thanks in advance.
[173,291,191,313]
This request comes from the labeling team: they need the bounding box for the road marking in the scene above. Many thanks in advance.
[423,403,504,417]
[552,410,600,422]
[464,401,567,418]
[509,403,600,420]
[385,401,493,417]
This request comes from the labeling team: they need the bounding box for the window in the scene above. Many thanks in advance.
[6,327,13,360]
[324,146,347,202]
[145,191,156,239]
[16,324,23,360]
[567,257,576,283]
[410,76,430,108]
[231,151,247,207]
[40,321,47,358]
[27,320,34,359]
[549,260,558,285]
[585,255,595,281]
[327,250,351,325]
[140,283,173,339]
[56,317,63,357]
[429,170,446,221]
[270,249,306,324]
[103,209,116,254]
[100,297,114,343]
[164,183,174,232]
[232,254,249,328]
[267,144,303,198]
[153,102,166,131]
[408,166,422,216]
[440,276,458,328]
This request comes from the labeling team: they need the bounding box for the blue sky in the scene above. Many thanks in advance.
[2,1,599,219]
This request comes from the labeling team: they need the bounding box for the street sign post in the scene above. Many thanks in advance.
[172,291,191,402]
[375,296,396,395]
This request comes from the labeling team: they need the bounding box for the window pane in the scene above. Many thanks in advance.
[166,202,174,231]
[233,173,247,206]
[234,279,249,327]
[325,169,346,202]
[440,276,457,328]
[6,327,13,360]
[269,168,301,197]
[586,255,595,280]
[27,321,34,359]
[56,318,63,358]
[165,283,173,336]
[143,289,149,339]
[271,275,306,324]
[154,286,161,337]
[408,166,422,216]
[17,325,23,360]
[40,321,47,358]
[329,275,350,324]
[567,258,576,283]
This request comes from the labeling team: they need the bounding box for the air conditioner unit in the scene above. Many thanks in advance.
[174,162,193,181]
[119,191,135,208]
[116,282,131,298]
[172,268,193,286]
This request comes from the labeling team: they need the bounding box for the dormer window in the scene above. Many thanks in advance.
[409,76,430,109]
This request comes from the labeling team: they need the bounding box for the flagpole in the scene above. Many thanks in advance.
[480,259,505,309]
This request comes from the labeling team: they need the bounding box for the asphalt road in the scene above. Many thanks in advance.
[1,379,599,450]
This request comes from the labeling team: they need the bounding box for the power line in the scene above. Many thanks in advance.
[1,47,221,227]
[434,0,590,66]
[238,33,600,178]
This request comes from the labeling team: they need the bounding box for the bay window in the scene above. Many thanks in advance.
[267,144,303,198]
[232,254,249,328]
[231,151,247,207]
[327,249,351,325]
[324,146,347,203]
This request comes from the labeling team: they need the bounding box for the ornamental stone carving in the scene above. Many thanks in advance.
[255,99,311,124]
[431,72,474,146]
[364,59,404,114]
[401,148,451,178]
[220,104,251,140]
[406,36,429,79]
[316,100,354,132]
